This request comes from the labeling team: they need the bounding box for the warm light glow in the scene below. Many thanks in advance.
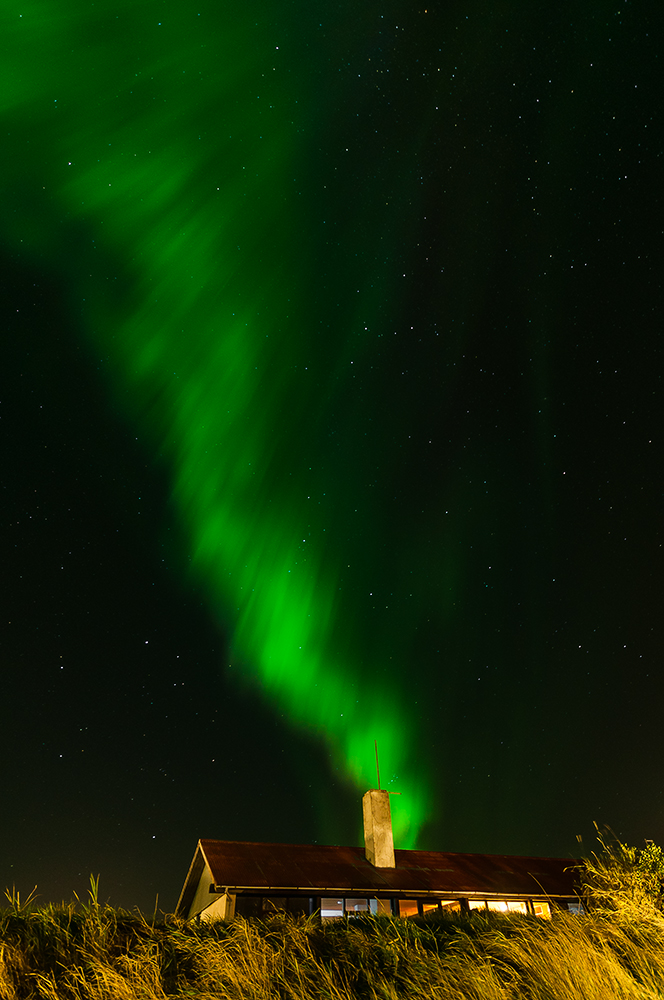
[398,899,420,917]
[471,899,531,914]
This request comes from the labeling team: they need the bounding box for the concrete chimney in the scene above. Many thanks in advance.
[363,789,395,868]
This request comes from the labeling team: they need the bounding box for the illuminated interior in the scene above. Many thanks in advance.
[320,897,384,919]
[369,899,392,915]
[495,900,527,914]
[345,899,370,914]
[469,899,529,913]
[320,896,561,919]
[320,898,344,920]
[421,899,462,915]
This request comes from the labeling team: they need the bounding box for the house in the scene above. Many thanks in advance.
[175,789,581,921]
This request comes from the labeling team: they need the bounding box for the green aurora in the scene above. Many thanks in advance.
[2,0,434,843]
[5,0,659,874]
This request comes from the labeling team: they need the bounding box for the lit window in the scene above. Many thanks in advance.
[533,901,552,919]
[321,898,343,920]
[399,900,419,917]
[440,899,462,912]
[484,900,528,914]
[345,898,370,914]
[369,898,392,915]
[505,901,528,914]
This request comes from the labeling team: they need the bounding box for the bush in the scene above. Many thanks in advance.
[575,825,664,920]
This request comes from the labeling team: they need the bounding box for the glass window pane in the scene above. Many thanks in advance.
[440,899,462,912]
[469,900,487,910]
[234,896,263,917]
[483,900,528,914]
[369,898,392,915]
[533,901,552,919]
[399,900,419,918]
[345,898,369,914]
[505,901,528,914]
[264,897,287,914]
[286,898,310,916]
[422,903,439,914]
[321,898,344,920]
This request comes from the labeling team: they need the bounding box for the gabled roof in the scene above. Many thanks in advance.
[176,839,580,917]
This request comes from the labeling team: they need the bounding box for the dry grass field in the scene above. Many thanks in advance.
[1,899,664,999]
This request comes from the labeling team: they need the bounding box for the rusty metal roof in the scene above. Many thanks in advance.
[176,839,580,915]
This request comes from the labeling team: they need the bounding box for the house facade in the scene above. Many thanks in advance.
[176,790,581,922]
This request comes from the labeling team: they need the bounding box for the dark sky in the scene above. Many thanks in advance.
[2,1,662,913]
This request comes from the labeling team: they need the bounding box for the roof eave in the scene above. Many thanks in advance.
[210,883,580,901]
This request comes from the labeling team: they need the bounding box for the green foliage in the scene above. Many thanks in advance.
[576,826,664,920]
[2,901,664,999]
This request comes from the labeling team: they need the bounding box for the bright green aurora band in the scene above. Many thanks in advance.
[3,1,432,843]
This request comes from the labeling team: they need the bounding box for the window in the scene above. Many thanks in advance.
[398,899,419,917]
[532,901,552,919]
[470,899,528,914]
[440,899,462,912]
[369,898,392,915]
[345,898,370,914]
[234,896,263,918]
[263,897,287,914]
[504,901,528,914]
[321,898,344,920]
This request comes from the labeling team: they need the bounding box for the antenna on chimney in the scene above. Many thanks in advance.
[375,739,381,790]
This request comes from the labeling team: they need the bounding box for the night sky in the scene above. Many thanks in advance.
[2,0,661,913]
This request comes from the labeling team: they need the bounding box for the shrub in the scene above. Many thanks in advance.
[575,825,664,920]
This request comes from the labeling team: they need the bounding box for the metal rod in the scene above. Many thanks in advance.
[375,739,381,790]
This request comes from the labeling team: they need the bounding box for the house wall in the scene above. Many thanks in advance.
[200,892,236,922]
[187,856,239,922]
[188,859,219,919]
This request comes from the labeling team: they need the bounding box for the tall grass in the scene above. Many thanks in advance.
[576,826,664,921]
[2,898,664,999]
